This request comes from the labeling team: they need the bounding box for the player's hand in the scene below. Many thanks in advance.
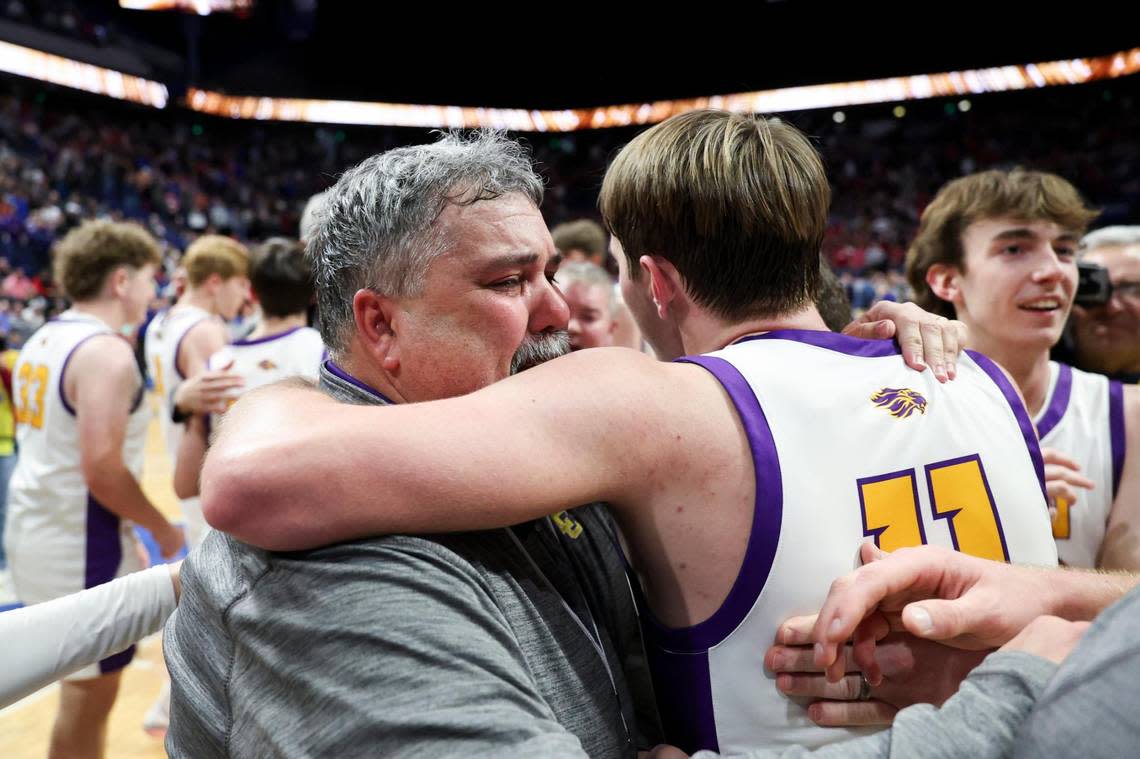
[173,361,244,416]
[999,615,1089,665]
[768,616,987,726]
[156,523,186,560]
[843,301,967,383]
[1042,447,1095,511]
[643,745,688,759]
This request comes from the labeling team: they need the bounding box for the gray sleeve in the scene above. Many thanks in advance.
[222,540,590,758]
[692,652,1055,759]
[1013,586,1140,759]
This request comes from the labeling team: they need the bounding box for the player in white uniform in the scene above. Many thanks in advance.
[174,238,324,499]
[906,168,1140,570]
[199,112,1059,753]
[143,234,249,548]
[3,220,184,759]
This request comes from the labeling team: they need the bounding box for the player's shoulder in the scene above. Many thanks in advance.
[66,333,137,383]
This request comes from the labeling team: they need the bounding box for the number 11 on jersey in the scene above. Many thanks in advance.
[857,454,1010,562]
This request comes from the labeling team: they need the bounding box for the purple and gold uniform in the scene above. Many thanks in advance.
[4,311,148,679]
[641,331,1058,753]
[1036,361,1127,567]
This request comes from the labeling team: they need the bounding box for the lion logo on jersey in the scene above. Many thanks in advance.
[871,387,927,419]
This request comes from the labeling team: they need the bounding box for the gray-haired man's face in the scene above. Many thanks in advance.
[381,193,570,402]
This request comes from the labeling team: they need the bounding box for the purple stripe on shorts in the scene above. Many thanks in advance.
[1109,380,1126,498]
[966,350,1048,505]
[323,360,395,404]
[85,493,137,673]
[85,494,122,590]
[99,645,136,675]
[731,329,902,357]
[641,355,782,652]
[231,326,304,347]
[1034,363,1073,440]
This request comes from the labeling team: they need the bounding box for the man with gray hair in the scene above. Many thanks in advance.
[163,132,656,757]
[1072,226,1140,383]
[558,260,620,350]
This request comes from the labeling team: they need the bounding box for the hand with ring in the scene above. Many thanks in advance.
[765,616,988,726]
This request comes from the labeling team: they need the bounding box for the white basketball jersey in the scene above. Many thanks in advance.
[4,311,149,605]
[642,331,1058,754]
[206,326,325,428]
[1035,361,1126,568]
[144,304,217,547]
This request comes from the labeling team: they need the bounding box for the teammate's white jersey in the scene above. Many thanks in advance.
[144,304,213,546]
[1035,361,1126,568]
[144,304,212,467]
[4,311,150,680]
[206,326,325,425]
[640,330,1057,755]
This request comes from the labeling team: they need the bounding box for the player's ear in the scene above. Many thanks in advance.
[926,263,961,305]
[109,266,131,298]
[641,255,683,320]
[352,289,400,371]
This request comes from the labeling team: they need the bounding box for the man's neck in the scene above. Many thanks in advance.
[970,335,1054,416]
[70,300,126,332]
[678,304,829,356]
[246,314,306,341]
[333,350,407,404]
[178,289,215,315]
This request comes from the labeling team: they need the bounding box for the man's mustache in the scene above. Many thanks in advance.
[510,330,570,375]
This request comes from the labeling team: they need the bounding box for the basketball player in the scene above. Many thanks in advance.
[173,237,324,499]
[906,169,1140,570]
[3,219,184,759]
[202,111,1057,753]
[144,234,249,548]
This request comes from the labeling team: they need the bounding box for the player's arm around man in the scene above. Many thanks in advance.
[200,298,966,552]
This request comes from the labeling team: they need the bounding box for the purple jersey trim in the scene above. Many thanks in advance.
[172,315,212,381]
[965,350,1048,505]
[646,355,782,651]
[59,332,117,416]
[732,329,902,357]
[628,354,782,753]
[231,326,305,347]
[644,645,720,754]
[1109,380,1126,498]
[323,360,395,404]
[1034,363,1073,441]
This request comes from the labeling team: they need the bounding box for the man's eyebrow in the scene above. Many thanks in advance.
[475,253,541,272]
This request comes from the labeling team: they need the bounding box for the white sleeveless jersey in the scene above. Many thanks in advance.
[206,326,325,429]
[143,304,213,546]
[144,304,213,467]
[1034,361,1126,568]
[4,311,149,611]
[642,330,1057,755]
